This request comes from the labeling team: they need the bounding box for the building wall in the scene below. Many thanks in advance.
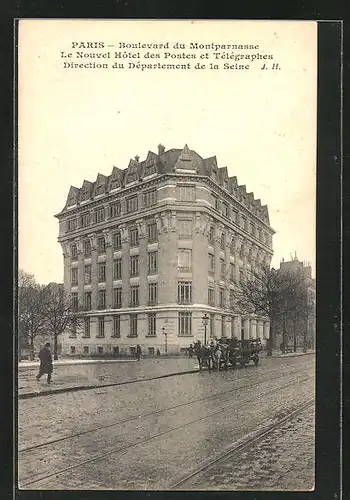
[57,154,274,357]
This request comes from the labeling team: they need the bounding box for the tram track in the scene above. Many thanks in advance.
[19,373,314,488]
[19,363,312,453]
[169,397,315,490]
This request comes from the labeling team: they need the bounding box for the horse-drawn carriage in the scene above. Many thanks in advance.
[192,337,263,371]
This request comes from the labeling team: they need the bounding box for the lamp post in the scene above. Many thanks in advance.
[162,326,168,355]
[202,313,209,345]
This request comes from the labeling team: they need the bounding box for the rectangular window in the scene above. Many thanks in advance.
[148,313,156,336]
[71,244,78,260]
[178,281,192,304]
[113,231,122,250]
[98,290,106,309]
[95,207,105,223]
[113,346,119,355]
[113,315,121,337]
[144,189,157,207]
[219,288,225,308]
[148,251,158,275]
[97,236,106,254]
[84,239,91,257]
[113,259,122,280]
[130,286,139,307]
[229,289,235,308]
[179,185,195,202]
[129,227,139,247]
[113,287,122,308]
[208,288,215,306]
[231,210,237,223]
[98,317,105,337]
[97,346,104,354]
[67,219,77,232]
[214,197,220,211]
[178,249,192,271]
[229,262,235,281]
[71,292,78,311]
[71,268,78,286]
[147,221,157,242]
[126,196,138,213]
[130,255,139,277]
[210,314,215,338]
[223,203,229,218]
[178,219,192,238]
[148,347,155,355]
[84,292,91,311]
[209,226,215,244]
[84,318,90,337]
[98,262,106,282]
[178,312,192,336]
[84,265,91,284]
[109,202,121,218]
[81,213,90,227]
[70,346,76,354]
[83,346,89,354]
[220,259,226,278]
[148,283,158,305]
[130,314,138,337]
[220,233,225,249]
[208,254,215,273]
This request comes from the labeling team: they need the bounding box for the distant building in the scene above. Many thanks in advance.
[55,144,275,356]
[275,255,315,349]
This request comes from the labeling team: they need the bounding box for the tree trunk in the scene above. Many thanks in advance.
[29,335,35,361]
[53,333,58,360]
[267,322,273,356]
[293,321,297,352]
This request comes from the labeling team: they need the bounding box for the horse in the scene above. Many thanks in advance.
[193,341,212,371]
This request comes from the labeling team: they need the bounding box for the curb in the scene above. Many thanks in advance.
[18,368,199,400]
[271,352,315,358]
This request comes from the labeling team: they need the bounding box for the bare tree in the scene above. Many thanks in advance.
[233,264,308,356]
[285,283,315,352]
[42,284,83,360]
[18,270,48,360]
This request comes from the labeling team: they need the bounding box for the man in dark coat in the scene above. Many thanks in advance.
[136,344,141,361]
[36,342,53,383]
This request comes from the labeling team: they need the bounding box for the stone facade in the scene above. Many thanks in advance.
[55,144,274,356]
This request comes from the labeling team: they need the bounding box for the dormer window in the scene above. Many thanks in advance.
[126,172,137,184]
[95,184,105,196]
[110,179,119,191]
[145,164,156,177]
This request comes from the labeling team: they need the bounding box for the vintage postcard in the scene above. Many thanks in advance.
[18,19,317,491]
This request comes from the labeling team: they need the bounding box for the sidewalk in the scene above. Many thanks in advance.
[18,357,199,399]
[18,357,136,369]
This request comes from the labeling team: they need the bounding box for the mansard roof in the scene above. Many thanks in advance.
[57,144,270,224]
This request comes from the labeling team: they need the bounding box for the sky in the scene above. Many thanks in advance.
[18,20,317,284]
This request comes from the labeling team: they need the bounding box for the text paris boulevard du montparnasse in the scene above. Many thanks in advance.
[60,41,281,71]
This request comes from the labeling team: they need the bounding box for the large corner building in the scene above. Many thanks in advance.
[55,144,274,357]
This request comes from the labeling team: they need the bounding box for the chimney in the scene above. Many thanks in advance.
[158,144,165,156]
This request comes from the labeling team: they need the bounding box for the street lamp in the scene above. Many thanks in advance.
[162,326,168,355]
[202,313,209,345]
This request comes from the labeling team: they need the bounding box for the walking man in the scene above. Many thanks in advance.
[136,344,141,362]
[36,342,53,384]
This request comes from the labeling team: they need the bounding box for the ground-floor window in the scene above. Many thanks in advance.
[210,314,215,338]
[70,346,76,355]
[113,315,121,337]
[97,346,103,355]
[130,346,136,356]
[178,312,192,336]
[113,346,119,355]
[148,313,156,336]
[148,347,155,355]
[83,346,89,354]
[98,317,105,337]
[130,314,138,337]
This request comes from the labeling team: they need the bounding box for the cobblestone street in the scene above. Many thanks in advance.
[18,354,315,491]
[186,403,315,491]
